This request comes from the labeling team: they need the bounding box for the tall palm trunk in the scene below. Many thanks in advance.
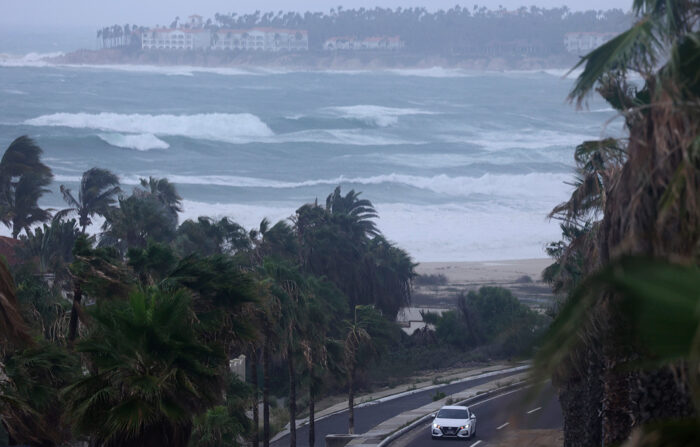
[67,282,82,344]
[309,375,316,447]
[347,364,356,434]
[287,343,297,447]
[263,337,271,447]
[251,348,259,447]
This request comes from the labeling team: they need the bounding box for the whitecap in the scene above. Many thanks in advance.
[326,105,437,127]
[120,172,572,203]
[98,133,169,151]
[25,112,274,143]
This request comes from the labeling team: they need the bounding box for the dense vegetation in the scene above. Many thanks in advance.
[539,1,700,445]
[0,136,546,446]
[423,287,548,356]
[99,5,630,56]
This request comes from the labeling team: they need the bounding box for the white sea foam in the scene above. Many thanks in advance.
[25,112,274,143]
[442,128,596,151]
[386,67,474,78]
[98,133,170,151]
[24,112,421,146]
[278,129,420,146]
[84,172,569,203]
[327,105,436,127]
[0,52,64,67]
[3,89,27,95]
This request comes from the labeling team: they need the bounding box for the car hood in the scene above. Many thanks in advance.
[433,417,470,426]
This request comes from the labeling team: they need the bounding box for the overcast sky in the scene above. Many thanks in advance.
[3,0,631,29]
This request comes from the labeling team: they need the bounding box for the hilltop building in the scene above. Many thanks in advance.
[211,28,308,52]
[188,14,204,29]
[323,36,404,51]
[141,28,211,50]
[142,27,308,52]
[564,32,617,54]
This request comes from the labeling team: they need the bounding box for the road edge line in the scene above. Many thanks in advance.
[376,381,532,447]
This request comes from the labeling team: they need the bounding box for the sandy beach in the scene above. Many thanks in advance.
[410,258,554,311]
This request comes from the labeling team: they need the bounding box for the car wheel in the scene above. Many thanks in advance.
[431,435,438,440]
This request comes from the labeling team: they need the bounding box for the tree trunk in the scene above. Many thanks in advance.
[309,386,315,447]
[263,337,271,447]
[67,282,83,344]
[251,348,259,447]
[348,364,356,434]
[288,343,297,447]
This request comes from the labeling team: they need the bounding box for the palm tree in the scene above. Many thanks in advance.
[139,176,183,224]
[0,259,32,347]
[55,167,121,233]
[64,288,226,447]
[101,192,177,251]
[0,136,53,238]
[342,305,373,434]
[325,186,380,238]
[538,1,700,445]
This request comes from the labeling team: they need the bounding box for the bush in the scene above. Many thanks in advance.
[432,391,446,401]
[414,273,448,286]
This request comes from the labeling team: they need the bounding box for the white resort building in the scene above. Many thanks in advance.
[564,32,617,54]
[211,28,308,52]
[142,26,309,52]
[141,29,211,50]
[323,36,404,51]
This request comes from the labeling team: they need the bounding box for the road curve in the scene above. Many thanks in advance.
[271,368,527,447]
[394,383,561,447]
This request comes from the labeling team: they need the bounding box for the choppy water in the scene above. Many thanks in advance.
[0,54,621,261]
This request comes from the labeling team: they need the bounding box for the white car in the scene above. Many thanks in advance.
[430,405,477,439]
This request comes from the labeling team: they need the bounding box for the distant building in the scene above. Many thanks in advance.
[142,27,308,52]
[323,36,404,51]
[564,32,617,54]
[212,28,308,52]
[141,28,210,50]
[188,14,204,29]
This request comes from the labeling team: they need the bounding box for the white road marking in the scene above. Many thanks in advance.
[527,406,542,414]
[469,441,482,447]
[468,384,534,408]
[497,422,509,430]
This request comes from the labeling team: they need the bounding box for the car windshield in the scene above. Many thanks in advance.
[437,409,469,419]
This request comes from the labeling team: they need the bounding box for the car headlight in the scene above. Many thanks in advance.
[433,423,440,429]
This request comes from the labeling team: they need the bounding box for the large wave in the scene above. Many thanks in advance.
[326,105,436,127]
[0,52,64,67]
[24,112,420,146]
[25,112,274,143]
[98,133,169,151]
[83,172,569,202]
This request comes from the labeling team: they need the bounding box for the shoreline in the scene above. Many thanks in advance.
[38,48,579,72]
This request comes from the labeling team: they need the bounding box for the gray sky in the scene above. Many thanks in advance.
[3,1,631,29]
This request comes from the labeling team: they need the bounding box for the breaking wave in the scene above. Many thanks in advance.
[326,105,436,127]
[25,112,274,143]
[98,133,169,151]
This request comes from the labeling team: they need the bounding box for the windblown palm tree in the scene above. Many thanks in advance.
[538,1,700,445]
[0,136,53,238]
[55,168,121,233]
[139,176,183,224]
[325,186,380,238]
[64,289,226,447]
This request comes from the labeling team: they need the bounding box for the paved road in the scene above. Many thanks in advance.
[271,369,526,447]
[397,383,561,447]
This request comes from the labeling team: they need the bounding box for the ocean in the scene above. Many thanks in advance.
[0,53,620,262]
